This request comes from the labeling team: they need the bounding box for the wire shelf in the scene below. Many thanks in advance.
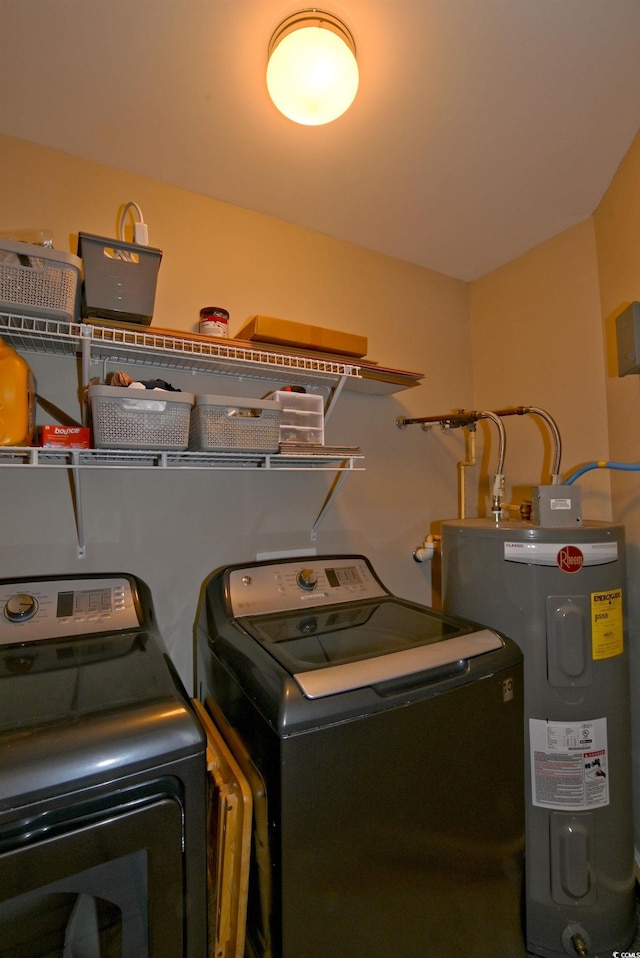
[0,446,365,472]
[0,313,361,387]
[0,312,365,555]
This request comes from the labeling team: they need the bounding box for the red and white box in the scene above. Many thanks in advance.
[39,425,91,448]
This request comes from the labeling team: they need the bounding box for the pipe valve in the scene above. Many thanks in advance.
[561,923,590,957]
[571,932,588,957]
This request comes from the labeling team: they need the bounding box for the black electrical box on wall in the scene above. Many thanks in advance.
[616,301,640,376]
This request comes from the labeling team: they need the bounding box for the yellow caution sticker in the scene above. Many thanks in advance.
[591,588,623,660]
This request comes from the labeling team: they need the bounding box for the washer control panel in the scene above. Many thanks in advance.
[228,556,388,617]
[0,576,141,645]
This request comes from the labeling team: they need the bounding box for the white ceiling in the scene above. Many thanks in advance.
[2,0,640,281]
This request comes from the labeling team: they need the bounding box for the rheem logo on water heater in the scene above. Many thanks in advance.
[557,545,584,573]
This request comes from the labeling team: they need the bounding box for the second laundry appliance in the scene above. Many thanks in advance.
[196,553,526,958]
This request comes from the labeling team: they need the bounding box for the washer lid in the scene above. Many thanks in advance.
[239,597,503,698]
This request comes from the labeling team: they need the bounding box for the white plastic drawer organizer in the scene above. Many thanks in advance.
[268,390,324,445]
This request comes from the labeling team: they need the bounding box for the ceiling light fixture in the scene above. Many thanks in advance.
[266,9,359,126]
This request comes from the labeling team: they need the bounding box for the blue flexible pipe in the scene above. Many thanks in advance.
[565,461,640,485]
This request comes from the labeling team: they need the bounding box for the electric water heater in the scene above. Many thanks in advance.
[441,518,635,958]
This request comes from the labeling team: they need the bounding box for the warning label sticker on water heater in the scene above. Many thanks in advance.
[530,718,609,810]
[591,588,624,660]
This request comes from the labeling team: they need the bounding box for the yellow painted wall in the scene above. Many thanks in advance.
[1,134,468,378]
[0,133,471,687]
[595,127,640,457]
[470,218,610,517]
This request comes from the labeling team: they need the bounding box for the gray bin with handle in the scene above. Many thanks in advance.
[78,232,162,326]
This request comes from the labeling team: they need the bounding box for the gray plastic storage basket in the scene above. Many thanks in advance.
[89,385,193,450]
[0,239,81,322]
[189,395,282,452]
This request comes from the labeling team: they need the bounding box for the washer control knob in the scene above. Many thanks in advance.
[4,593,38,622]
[297,568,318,592]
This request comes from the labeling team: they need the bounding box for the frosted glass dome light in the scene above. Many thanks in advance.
[266,10,359,126]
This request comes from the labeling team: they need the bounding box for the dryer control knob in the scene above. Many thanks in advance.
[297,568,318,591]
[4,593,38,622]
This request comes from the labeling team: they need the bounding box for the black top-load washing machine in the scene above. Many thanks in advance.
[0,573,207,958]
[196,554,527,958]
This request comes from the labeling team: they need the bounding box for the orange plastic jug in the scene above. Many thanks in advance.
[0,337,35,445]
